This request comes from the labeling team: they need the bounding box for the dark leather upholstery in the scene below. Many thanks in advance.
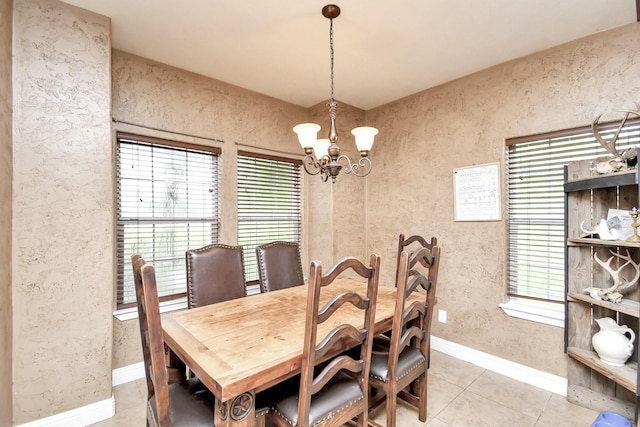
[186,244,247,308]
[256,241,304,293]
[370,341,426,383]
[131,254,215,427]
[148,378,214,426]
[266,254,381,427]
[270,372,363,426]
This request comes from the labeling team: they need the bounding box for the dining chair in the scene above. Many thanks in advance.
[131,254,215,427]
[185,243,247,308]
[266,254,381,427]
[397,233,437,264]
[367,244,441,427]
[395,233,438,367]
[255,240,304,293]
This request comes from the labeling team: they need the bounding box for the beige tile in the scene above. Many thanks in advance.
[371,399,429,427]
[466,370,551,419]
[436,389,537,427]
[133,377,149,401]
[89,351,608,427]
[430,351,485,389]
[91,397,146,427]
[534,393,601,427]
[113,380,145,411]
[425,418,453,427]
[369,369,463,426]
[427,371,465,417]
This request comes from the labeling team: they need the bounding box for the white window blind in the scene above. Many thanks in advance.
[506,118,640,305]
[116,133,221,308]
[237,151,302,283]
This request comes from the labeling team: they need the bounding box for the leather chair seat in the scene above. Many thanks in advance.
[255,391,271,418]
[148,378,214,425]
[369,337,426,383]
[270,372,364,427]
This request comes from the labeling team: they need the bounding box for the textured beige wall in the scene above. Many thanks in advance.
[0,0,12,424]
[7,2,639,422]
[12,0,112,423]
[365,22,640,377]
[111,50,310,368]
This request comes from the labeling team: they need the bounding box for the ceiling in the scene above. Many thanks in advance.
[61,0,638,110]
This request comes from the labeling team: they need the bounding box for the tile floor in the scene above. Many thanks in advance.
[91,351,605,427]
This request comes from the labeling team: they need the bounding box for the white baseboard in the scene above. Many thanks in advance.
[112,361,146,386]
[431,336,568,396]
[15,396,114,427]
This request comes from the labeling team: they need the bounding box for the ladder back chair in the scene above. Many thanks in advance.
[256,241,304,293]
[186,243,247,308]
[131,254,215,427]
[397,233,437,265]
[266,254,381,427]
[395,233,438,367]
[368,244,441,427]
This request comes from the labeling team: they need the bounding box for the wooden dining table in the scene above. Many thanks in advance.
[161,277,410,427]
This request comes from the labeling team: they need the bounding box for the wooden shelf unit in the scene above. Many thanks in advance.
[564,161,640,422]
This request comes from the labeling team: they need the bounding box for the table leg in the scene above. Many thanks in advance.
[215,392,258,427]
[164,344,186,383]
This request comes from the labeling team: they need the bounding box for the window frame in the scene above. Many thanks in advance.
[115,132,221,311]
[503,118,640,327]
[236,151,303,286]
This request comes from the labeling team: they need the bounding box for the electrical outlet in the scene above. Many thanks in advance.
[438,309,447,324]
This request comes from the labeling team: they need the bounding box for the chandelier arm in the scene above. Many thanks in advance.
[302,155,323,176]
[336,154,372,177]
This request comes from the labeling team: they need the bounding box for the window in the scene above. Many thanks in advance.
[237,152,302,283]
[116,133,221,309]
[504,118,640,325]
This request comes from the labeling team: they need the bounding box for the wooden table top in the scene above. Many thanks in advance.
[161,278,405,403]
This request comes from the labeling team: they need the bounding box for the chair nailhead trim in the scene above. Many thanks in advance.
[370,360,424,382]
[272,395,363,427]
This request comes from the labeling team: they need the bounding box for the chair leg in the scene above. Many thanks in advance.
[418,373,427,422]
[386,390,397,427]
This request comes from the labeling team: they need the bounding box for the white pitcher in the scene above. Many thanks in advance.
[592,318,636,367]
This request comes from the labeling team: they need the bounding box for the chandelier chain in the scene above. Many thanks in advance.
[329,17,334,103]
[292,5,377,183]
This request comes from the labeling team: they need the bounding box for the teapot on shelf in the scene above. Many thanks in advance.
[592,317,635,367]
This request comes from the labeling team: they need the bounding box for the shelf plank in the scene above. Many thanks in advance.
[567,237,640,248]
[564,169,638,192]
[568,347,637,393]
[567,292,640,318]
[567,384,636,420]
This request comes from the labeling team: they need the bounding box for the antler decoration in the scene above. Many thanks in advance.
[584,250,640,303]
[590,104,640,174]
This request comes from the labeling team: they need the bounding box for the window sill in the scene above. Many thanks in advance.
[113,297,188,321]
[499,299,564,328]
[113,286,263,321]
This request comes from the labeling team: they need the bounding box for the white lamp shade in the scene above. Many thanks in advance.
[351,126,378,152]
[293,123,321,149]
[313,139,331,159]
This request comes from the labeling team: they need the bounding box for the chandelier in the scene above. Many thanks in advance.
[293,4,378,183]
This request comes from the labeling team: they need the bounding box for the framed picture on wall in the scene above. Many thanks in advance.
[453,162,502,221]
